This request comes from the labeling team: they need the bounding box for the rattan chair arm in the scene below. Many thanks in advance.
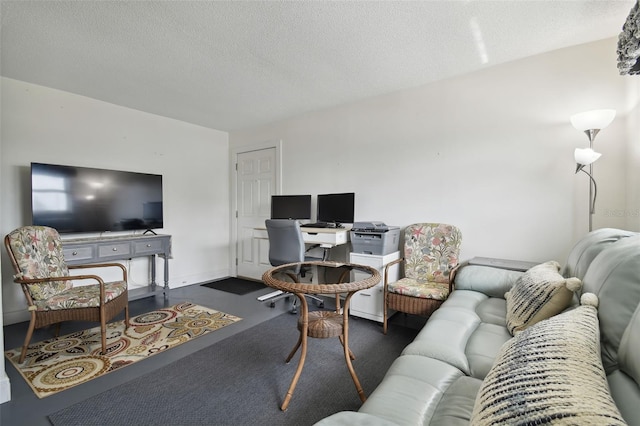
[15,273,118,306]
[383,257,404,292]
[14,275,77,285]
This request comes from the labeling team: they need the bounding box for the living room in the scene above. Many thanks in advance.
[1,0,639,419]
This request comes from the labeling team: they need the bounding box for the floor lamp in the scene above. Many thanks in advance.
[570,109,616,232]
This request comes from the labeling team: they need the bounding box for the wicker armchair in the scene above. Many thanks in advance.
[4,226,129,363]
[383,223,462,334]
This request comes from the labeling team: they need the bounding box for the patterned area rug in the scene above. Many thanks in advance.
[4,302,241,398]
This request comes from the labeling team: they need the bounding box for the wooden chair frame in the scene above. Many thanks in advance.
[4,234,129,363]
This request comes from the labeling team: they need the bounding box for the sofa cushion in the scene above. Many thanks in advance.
[453,265,522,298]
[402,289,511,379]
[358,355,464,425]
[561,227,636,281]
[580,234,640,374]
[611,302,640,425]
[429,376,482,426]
[471,294,626,425]
[504,260,581,335]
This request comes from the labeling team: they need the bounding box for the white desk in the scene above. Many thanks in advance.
[252,227,349,248]
[246,227,350,281]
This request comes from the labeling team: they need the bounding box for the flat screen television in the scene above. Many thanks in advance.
[31,162,163,234]
[317,192,355,225]
[270,194,312,220]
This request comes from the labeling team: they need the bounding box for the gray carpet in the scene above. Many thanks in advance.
[49,312,417,426]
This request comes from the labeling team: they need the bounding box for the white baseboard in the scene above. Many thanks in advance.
[0,372,11,404]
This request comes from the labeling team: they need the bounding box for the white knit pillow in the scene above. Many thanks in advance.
[505,260,581,335]
[471,293,627,425]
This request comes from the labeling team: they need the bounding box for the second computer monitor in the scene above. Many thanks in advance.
[270,195,312,220]
[317,192,355,225]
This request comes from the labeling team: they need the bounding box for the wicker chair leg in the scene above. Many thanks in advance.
[100,318,107,355]
[383,294,388,335]
[124,305,130,328]
[19,316,37,364]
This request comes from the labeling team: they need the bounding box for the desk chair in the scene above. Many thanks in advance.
[264,219,324,314]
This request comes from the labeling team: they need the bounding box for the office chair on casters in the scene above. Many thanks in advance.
[264,219,324,314]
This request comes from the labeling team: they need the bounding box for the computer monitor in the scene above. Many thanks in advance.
[270,195,312,220]
[317,192,355,225]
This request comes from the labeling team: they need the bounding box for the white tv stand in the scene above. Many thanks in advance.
[61,233,172,300]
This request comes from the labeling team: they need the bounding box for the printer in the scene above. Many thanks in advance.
[350,222,400,255]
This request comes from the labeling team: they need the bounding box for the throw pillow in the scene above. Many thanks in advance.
[471,293,627,425]
[505,260,581,335]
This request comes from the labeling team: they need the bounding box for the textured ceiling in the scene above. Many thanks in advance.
[1,1,635,131]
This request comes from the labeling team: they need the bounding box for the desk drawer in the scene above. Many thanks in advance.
[133,239,163,255]
[63,246,95,263]
[98,242,131,259]
[302,232,339,245]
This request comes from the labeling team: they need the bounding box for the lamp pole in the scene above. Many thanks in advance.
[585,129,599,232]
[571,109,615,233]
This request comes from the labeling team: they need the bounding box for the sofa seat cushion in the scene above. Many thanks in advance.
[471,294,626,425]
[505,260,581,335]
[429,376,482,426]
[464,322,512,379]
[314,412,400,426]
[34,281,127,311]
[316,357,481,426]
[402,290,511,379]
[358,355,465,425]
[387,277,449,300]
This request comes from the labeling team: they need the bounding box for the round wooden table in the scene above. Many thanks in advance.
[262,261,380,411]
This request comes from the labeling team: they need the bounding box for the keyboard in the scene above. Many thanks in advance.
[301,222,330,228]
[301,222,345,229]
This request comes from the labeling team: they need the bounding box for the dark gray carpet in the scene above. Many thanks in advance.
[201,277,266,295]
[49,312,417,426]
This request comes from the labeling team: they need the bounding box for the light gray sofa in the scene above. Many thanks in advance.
[317,228,640,425]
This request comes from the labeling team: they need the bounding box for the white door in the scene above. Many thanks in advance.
[236,147,277,279]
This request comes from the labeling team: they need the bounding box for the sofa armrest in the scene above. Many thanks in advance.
[453,264,523,299]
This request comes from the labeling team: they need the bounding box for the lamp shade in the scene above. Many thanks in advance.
[570,109,616,131]
[574,148,602,166]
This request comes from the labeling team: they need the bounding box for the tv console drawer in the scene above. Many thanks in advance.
[63,246,95,262]
[133,239,164,255]
[98,242,131,259]
[62,234,171,266]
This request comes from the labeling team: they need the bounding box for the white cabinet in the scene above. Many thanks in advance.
[349,251,400,322]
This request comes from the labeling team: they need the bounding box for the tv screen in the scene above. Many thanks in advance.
[317,192,355,224]
[31,162,163,234]
[270,195,312,220]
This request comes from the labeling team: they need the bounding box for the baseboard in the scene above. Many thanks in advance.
[0,372,11,404]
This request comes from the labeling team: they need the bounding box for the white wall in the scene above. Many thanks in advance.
[230,38,637,264]
[625,77,640,231]
[1,77,231,324]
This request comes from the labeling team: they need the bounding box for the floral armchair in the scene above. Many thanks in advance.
[4,226,129,363]
[383,223,462,334]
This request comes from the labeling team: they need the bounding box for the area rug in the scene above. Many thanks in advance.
[48,313,417,426]
[4,302,242,398]
[201,277,266,295]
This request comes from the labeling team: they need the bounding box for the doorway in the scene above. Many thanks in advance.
[233,142,281,279]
